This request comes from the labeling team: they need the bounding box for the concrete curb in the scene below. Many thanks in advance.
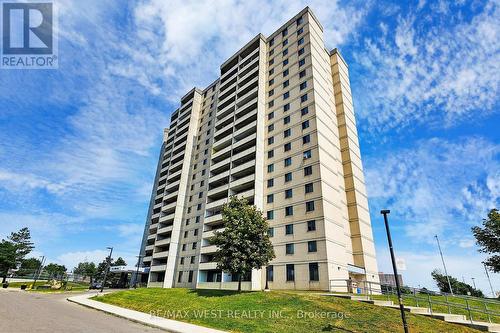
[67,293,227,333]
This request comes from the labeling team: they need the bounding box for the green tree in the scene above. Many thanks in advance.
[472,208,500,272]
[44,263,67,280]
[0,241,17,283]
[431,269,484,297]
[17,257,42,277]
[211,196,275,292]
[73,261,97,284]
[8,227,34,264]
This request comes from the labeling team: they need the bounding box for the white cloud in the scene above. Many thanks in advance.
[365,137,500,243]
[56,249,110,270]
[354,0,500,133]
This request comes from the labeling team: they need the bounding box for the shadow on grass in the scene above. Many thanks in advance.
[188,288,252,298]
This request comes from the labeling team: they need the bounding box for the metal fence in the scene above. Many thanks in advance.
[329,279,500,324]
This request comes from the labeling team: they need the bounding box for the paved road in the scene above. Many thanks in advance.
[0,289,165,333]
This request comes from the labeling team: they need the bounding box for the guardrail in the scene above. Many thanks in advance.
[329,279,500,324]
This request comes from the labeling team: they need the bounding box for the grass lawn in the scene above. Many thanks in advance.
[371,294,500,323]
[5,281,89,292]
[95,288,481,333]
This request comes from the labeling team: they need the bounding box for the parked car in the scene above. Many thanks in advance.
[89,282,102,290]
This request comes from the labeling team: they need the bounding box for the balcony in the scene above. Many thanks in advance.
[147,233,156,240]
[157,224,173,235]
[162,201,177,213]
[217,101,235,120]
[211,144,232,162]
[145,244,154,251]
[212,135,232,153]
[159,212,175,223]
[150,264,167,272]
[210,158,231,175]
[204,213,222,225]
[205,197,228,211]
[155,238,171,247]
[198,262,218,270]
[200,245,218,254]
[153,251,169,259]
[143,256,152,262]
[231,145,256,164]
[230,174,255,192]
[233,120,257,141]
[202,227,225,239]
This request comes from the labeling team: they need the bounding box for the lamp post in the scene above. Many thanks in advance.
[471,277,477,290]
[434,235,453,296]
[381,210,409,333]
[264,266,269,291]
[133,255,143,289]
[100,247,113,293]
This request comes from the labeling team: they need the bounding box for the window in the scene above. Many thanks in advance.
[268,227,274,237]
[300,81,307,90]
[267,265,274,281]
[284,128,291,137]
[297,27,304,35]
[284,157,292,168]
[197,203,202,210]
[283,69,289,77]
[267,194,274,203]
[269,68,274,75]
[303,134,311,144]
[180,257,185,265]
[182,244,186,251]
[269,38,274,46]
[285,224,294,234]
[267,179,274,188]
[267,210,274,220]
[184,231,188,238]
[192,242,197,249]
[286,243,294,254]
[283,80,289,88]
[196,216,200,223]
[269,49,274,56]
[283,103,290,112]
[267,164,274,173]
[268,124,274,132]
[298,37,304,45]
[299,69,306,78]
[282,28,288,37]
[269,78,274,86]
[308,241,317,252]
[305,183,314,193]
[268,136,274,145]
[284,115,290,124]
[178,271,183,283]
[285,172,292,182]
[282,48,288,56]
[269,59,274,66]
[194,229,198,236]
[285,206,293,216]
[268,150,274,158]
[309,263,319,281]
[285,188,293,198]
[198,192,203,198]
[301,106,309,116]
[268,89,274,97]
[268,112,274,120]
[283,92,289,99]
[188,270,194,283]
[268,100,274,108]
[282,59,289,66]
[286,264,295,281]
[302,120,310,129]
[303,150,312,159]
[297,16,303,25]
[299,58,305,67]
[191,256,195,264]
[282,39,288,46]
[307,220,316,231]
[186,219,190,225]
[300,94,308,102]
[306,201,315,212]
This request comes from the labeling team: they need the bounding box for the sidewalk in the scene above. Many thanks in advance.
[67,293,227,333]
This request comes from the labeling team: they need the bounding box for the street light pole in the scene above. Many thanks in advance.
[264,266,269,291]
[381,210,409,333]
[434,235,453,296]
[471,277,476,290]
[133,255,143,289]
[484,264,495,298]
[100,247,113,293]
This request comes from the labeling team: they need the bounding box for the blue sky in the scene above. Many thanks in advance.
[0,0,498,294]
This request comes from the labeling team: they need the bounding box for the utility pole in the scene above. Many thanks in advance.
[133,255,143,289]
[434,235,453,296]
[32,256,45,290]
[484,264,495,298]
[381,210,409,333]
[100,247,113,293]
[471,277,476,289]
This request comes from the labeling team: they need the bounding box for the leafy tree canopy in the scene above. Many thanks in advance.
[431,269,484,297]
[472,208,500,272]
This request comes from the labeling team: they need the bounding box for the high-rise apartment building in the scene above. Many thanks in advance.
[138,7,379,291]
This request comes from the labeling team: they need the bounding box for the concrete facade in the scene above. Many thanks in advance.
[139,7,379,291]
